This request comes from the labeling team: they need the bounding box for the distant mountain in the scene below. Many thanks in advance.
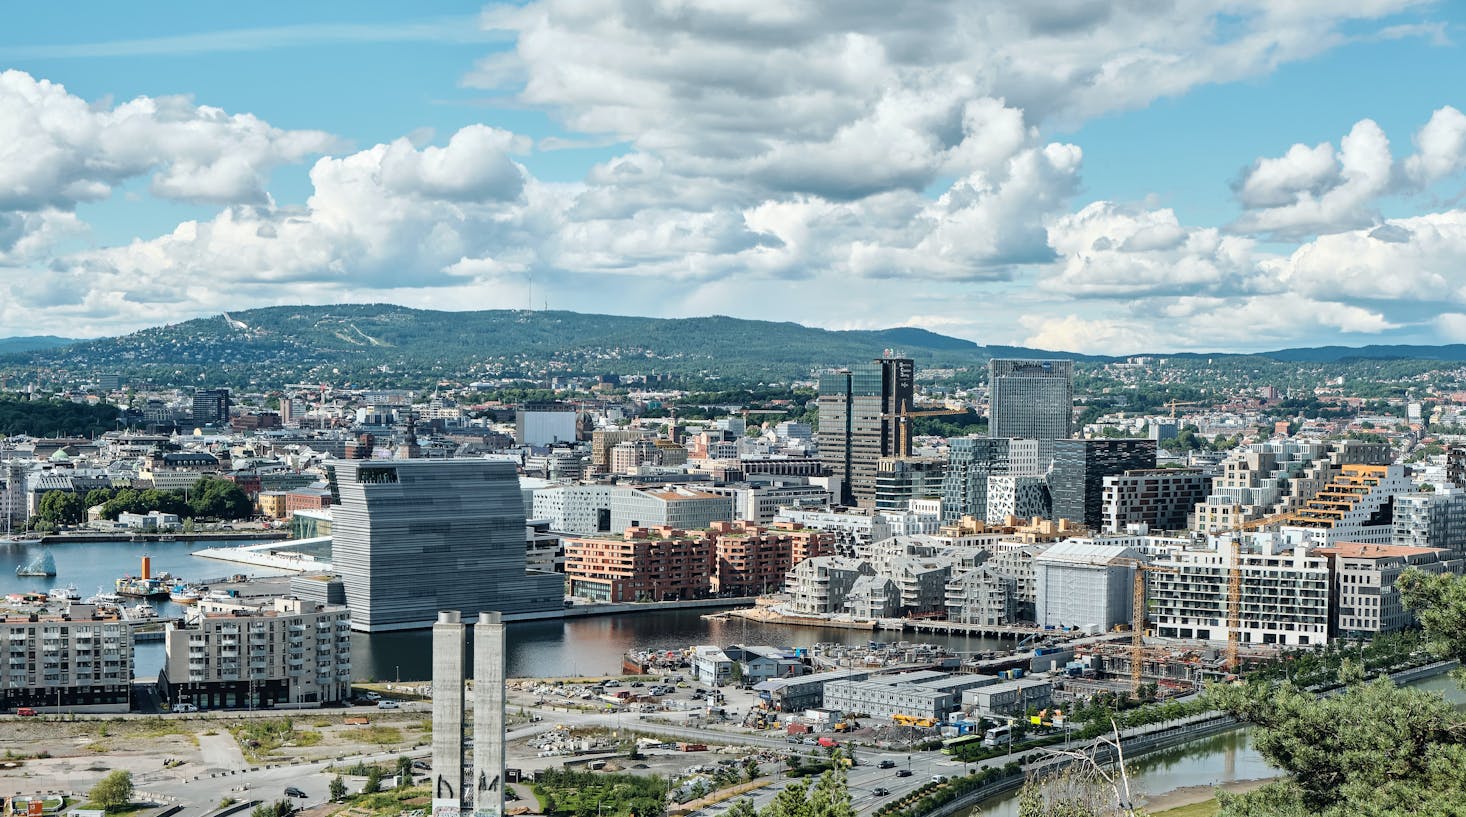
[0,304,1092,388]
[1256,344,1466,363]
[0,336,75,356]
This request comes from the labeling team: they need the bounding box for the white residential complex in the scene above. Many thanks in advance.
[1148,539,1331,647]
[161,597,353,709]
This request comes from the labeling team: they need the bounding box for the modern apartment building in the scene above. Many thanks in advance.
[708,522,833,595]
[608,485,733,532]
[1314,543,1464,636]
[1193,440,1392,532]
[986,475,1051,523]
[945,567,1016,626]
[1101,468,1211,533]
[331,459,564,631]
[940,437,1010,524]
[563,527,715,602]
[1049,439,1157,530]
[987,359,1073,457]
[1281,464,1412,547]
[1393,486,1466,556]
[160,597,352,709]
[1148,541,1331,647]
[0,604,132,713]
[816,357,915,507]
[704,480,831,525]
[784,556,875,614]
[532,484,614,535]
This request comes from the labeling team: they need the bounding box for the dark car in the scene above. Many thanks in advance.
[878,760,896,769]
[895,769,913,778]
[872,788,890,797]
[285,787,307,799]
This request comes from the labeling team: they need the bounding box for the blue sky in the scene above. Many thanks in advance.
[2,1,1466,353]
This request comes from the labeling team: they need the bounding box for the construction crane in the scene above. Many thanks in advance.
[1161,399,1202,418]
[1215,509,1302,673]
[881,400,968,456]
[1119,559,1177,695]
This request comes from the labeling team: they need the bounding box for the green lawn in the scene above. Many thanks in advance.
[1153,798,1219,817]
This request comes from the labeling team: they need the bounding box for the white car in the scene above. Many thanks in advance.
[377,700,401,710]
[172,702,198,713]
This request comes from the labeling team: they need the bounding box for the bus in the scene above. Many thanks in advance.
[940,734,983,755]
[981,725,1013,749]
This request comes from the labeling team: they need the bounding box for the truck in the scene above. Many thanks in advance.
[817,736,839,748]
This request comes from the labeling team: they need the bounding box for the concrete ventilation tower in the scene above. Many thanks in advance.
[472,612,507,817]
[431,611,466,814]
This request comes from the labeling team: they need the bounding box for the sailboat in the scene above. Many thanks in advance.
[16,550,57,577]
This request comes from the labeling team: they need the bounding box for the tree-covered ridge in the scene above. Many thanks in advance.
[0,304,1067,389]
[0,396,120,436]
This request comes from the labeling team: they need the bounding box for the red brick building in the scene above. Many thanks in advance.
[564,522,835,602]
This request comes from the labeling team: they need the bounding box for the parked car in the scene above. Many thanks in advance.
[173,702,199,713]
[377,700,401,710]
[285,787,307,799]
[896,769,913,778]
[878,760,896,769]
[364,692,382,701]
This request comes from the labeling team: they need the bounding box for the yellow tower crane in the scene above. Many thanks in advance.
[1118,559,1177,695]
[1161,399,1203,418]
[881,400,968,456]
[1216,510,1302,672]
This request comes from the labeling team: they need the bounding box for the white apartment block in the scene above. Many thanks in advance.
[532,484,613,535]
[1148,540,1330,647]
[0,604,132,713]
[945,567,1016,625]
[1315,543,1464,635]
[161,597,352,709]
[784,556,873,614]
[1194,439,1391,532]
[1393,486,1466,555]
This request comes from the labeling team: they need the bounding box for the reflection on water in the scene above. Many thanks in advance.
[354,608,1013,681]
[963,670,1466,817]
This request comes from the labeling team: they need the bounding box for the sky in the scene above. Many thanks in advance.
[2,1,1466,354]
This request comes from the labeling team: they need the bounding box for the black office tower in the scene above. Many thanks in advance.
[816,357,915,507]
[1049,438,1157,529]
[191,388,231,427]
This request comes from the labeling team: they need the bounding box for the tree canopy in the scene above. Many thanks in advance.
[1204,569,1466,817]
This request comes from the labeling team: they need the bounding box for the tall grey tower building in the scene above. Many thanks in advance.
[331,459,564,631]
[987,359,1074,459]
[817,357,915,508]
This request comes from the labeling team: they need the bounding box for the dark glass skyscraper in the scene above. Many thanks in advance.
[191,388,231,427]
[1049,439,1157,529]
[940,436,1011,523]
[817,357,914,507]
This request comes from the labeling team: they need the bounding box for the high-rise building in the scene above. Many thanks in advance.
[940,437,1010,523]
[1101,468,1211,533]
[1393,486,1466,556]
[191,388,231,427]
[817,357,915,507]
[1049,439,1157,529]
[331,459,564,631]
[516,404,578,447]
[987,360,1073,454]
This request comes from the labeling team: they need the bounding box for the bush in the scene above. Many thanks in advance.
[89,770,134,811]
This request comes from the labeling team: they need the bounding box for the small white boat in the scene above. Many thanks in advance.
[169,586,202,604]
[89,588,124,606]
[129,601,158,620]
[48,584,81,601]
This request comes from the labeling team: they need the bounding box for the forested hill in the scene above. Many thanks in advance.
[0,304,1100,388]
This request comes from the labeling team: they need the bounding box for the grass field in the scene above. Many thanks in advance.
[1153,798,1220,817]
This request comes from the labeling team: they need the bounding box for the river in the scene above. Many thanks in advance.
[963,673,1466,816]
[0,538,1011,680]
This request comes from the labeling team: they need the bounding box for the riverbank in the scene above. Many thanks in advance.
[1150,779,1273,816]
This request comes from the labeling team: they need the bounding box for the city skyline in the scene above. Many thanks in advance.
[3,2,1466,353]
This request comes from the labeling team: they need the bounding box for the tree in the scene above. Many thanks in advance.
[725,799,757,817]
[743,756,761,782]
[38,491,85,526]
[89,770,135,811]
[329,775,347,801]
[363,767,382,795]
[396,755,414,788]
[189,476,253,520]
[1203,570,1466,817]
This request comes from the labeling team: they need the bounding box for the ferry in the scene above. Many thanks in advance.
[47,584,81,602]
[115,555,172,598]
